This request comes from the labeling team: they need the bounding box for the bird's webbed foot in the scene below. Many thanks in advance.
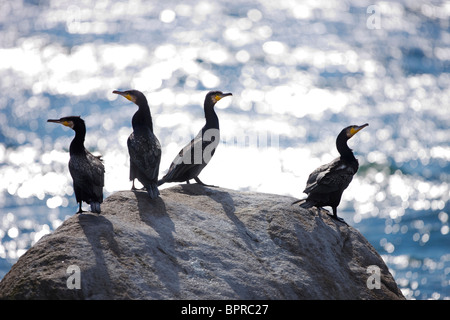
[328,213,348,225]
[76,203,87,214]
[194,177,217,188]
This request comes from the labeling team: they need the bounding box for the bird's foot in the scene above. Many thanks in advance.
[327,213,348,225]
[194,177,217,188]
[76,202,86,214]
[131,180,146,191]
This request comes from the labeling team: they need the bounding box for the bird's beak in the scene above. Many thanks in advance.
[47,119,71,127]
[350,123,369,136]
[112,90,135,102]
[215,92,232,102]
[47,119,62,124]
[112,90,124,96]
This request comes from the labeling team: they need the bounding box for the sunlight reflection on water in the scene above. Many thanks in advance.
[0,0,449,299]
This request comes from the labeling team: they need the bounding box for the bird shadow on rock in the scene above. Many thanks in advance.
[306,207,394,299]
[132,190,182,295]
[313,207,354,256]
[179,184,272,299]
[281,206,357,298]
[77,213,119,298]
[132,190,170,224]
[179,183,236,215]
[180,184,259,250]
[314,208,400,298]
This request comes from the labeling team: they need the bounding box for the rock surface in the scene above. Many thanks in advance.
[0,185,404,300]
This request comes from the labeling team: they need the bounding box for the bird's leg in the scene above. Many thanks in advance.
[329,207,348,225]
[186,180,190,184]
[131,179,145,191]
[76,202,86,214]
[319,206,329,213]
[194,177,217,187]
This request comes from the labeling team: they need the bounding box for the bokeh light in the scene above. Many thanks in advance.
[0,0,449,299]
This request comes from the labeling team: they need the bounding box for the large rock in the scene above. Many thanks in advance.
[0,185,404,299]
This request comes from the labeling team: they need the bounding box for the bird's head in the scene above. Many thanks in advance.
[47,116,84,131]
[113,89,148,106]
[345,123,369,139]
[206,91,233,106]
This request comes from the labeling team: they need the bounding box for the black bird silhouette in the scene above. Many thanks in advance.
[158,91,232,187]
[47,116,104,214]
[113,89,161,199]
[293,123,368,223]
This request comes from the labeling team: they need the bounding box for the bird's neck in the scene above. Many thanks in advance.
[204,103,219,130]
[70,125,86,156]
[336,134,356,163]
[132,103,153,132]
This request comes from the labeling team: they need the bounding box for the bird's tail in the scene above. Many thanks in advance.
[147,183,160,199]
[90,202,101,214]
[291,198,315,209]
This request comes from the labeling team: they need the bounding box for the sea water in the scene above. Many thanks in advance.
[0,0,449,299]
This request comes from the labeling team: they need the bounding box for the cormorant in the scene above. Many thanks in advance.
[47,116,104,214]
[113,89,161,199]
[157,91,232,187]
[293,123,368,223]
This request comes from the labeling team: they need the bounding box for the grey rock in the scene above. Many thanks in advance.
[0,185,404,299]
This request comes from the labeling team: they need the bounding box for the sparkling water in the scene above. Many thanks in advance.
[0,0,449,299]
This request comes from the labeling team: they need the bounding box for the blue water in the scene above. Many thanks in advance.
[0,0,449,299]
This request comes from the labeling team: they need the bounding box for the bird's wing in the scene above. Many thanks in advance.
[127,131,162,182]
[69,151,105,201]
[161,126,220,182]
[86,151,105,201]
[303,158,357,194]
[86,151,105,186]
[163,135,202,181]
